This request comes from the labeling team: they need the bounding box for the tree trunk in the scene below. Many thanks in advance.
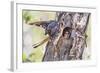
[43,12,90,61]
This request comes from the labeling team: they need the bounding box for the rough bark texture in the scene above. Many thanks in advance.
[43,12,90,61]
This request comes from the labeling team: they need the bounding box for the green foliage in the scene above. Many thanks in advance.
[22,52,27,62]
[23,11,32,23]
[29,48,44,62]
